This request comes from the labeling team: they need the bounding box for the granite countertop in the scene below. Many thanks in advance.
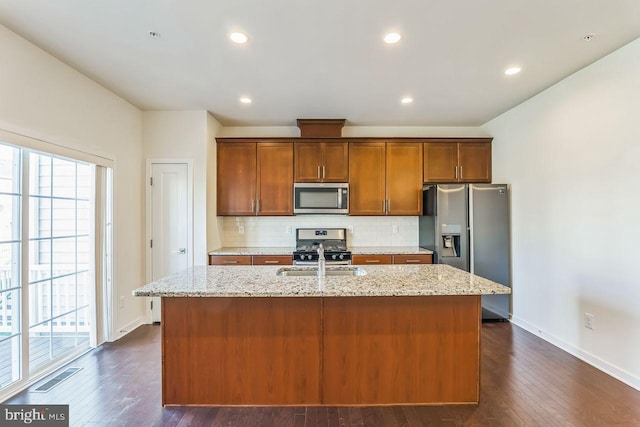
[132,264,509,298]
[209,246,432,255]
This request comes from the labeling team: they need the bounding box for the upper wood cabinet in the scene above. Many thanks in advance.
[386,142,423,215]
[349,141,386,215]
[217,142,256,216]
[257,143,294,215]
[294,141,349,182]
[349,141,422,216]
[423,143,458,182]
[217,141,293,216]
[458,142,491,183]
[423,140,492,183]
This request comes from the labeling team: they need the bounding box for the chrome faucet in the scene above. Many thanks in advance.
[317,243,326,277]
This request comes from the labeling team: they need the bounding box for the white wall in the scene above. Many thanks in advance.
[142,111,224,266]
[0,24,144,340]
[484,38,640,389]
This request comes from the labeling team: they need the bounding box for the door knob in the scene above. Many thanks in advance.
[172,248,187,254]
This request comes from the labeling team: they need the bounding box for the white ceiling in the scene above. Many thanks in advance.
[1,1,640,127]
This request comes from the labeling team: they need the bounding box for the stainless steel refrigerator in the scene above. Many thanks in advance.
[419,184,511,320]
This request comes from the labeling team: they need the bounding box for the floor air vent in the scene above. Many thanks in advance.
[32,367,82,392]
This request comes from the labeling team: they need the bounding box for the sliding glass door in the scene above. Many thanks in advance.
[28,153,93,373]
[0,141,99,393]
[0,144,22,390]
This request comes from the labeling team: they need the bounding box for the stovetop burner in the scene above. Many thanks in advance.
[293,228,351,265]
[295,240,347,253]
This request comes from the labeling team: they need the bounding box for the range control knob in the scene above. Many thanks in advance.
[339,254,345,260]
[332,254,338,260]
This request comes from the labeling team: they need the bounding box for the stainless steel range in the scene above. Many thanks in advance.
[293,228,352,265]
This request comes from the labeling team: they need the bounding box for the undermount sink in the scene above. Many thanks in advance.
[276,267,367,277]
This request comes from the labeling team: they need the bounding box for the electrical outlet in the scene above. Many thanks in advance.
[119,296,125,309]
[238,225,245,235]
[286,225,292,234]
[392,225,399,234]
[347,225,353,234]
[584,313,594,330]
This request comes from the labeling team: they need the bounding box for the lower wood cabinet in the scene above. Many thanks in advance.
[352,254,393,265]
[209,255,252,265]
[393,254,433,264]
[352,254,433,265]
[251,255,293,265]
[209,255,292,266]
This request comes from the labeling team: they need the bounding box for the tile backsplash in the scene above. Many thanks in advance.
[221,216,419,247]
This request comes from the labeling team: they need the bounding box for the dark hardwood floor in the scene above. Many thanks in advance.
[4,322,640,426]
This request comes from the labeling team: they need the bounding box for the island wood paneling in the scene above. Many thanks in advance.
[162,295,480,406]
[322,296,480,405]
[162,297,322,405]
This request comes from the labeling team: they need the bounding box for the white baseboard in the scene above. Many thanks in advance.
[113,316,146,341]
[510,316,640,391]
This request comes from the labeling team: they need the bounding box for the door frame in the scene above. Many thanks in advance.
[145,159,194,323]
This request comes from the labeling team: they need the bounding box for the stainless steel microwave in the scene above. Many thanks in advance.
[294,183,349,214]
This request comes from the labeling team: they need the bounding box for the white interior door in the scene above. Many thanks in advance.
[150,163,189,322]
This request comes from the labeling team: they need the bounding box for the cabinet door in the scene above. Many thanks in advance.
[386,142,423,215]
[349,142,386,215]
[423,142,458,183]
[217,142,256,215]
[458,142,491,183]
[351,254,393,265]
[294,142,322,182]
[257,142,293,215]
[252,255,293,265]
[209,255,252,265]
[392,254,433,264]
[322,142,349,182]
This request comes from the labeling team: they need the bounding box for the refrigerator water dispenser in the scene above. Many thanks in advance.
[441,234,460,257]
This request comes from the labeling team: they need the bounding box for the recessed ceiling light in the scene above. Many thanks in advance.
[583,33,595,42]
[401,97,413,104]
[504,66,521,76]
[148,31,160,39]
[230,32,249,44]
[384,33,402,44]
[239,97,252,104]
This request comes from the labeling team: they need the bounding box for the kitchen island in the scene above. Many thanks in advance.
[133,264,510,406]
